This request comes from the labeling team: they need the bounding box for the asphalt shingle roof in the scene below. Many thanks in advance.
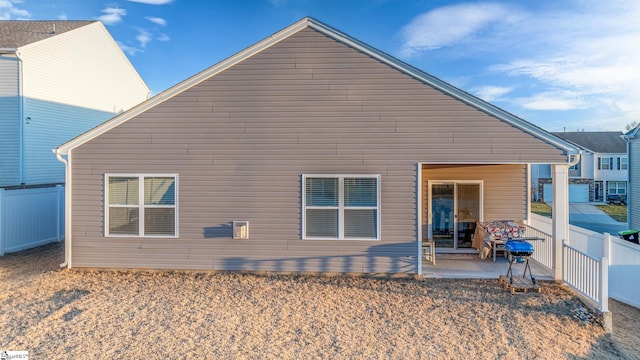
[0,20,95,48]
[552,131,626,153]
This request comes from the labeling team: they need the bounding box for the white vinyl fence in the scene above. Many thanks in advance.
[563,239,609,312]
[601,234,640,309]
[528,213,640,310]
[0,186,64,256]
[522,222,553,270]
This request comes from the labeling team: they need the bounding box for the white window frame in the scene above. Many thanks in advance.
[608,181,626,195]
[302,174,381,240]
[599,157,613,170]
[621,157,628,170]
[105,173,178,238]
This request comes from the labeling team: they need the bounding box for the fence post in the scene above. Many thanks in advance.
[600,233,611,332]
[602,232,611,261]
[601,255,611,332]
[0,188,4,256]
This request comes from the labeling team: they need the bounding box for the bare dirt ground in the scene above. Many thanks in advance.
[1,242,639,359]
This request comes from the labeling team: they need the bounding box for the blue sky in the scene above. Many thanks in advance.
[3,0,639,132]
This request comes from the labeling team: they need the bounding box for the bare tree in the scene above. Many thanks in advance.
[625,121,639,132]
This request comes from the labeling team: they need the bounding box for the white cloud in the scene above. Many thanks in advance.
[98,7,126,25]
[145,16,167,26]
[472,85,514,102]
[518,90,587,111]
[157,33,170,42]
[118,41,141,56]
[57,13,68,20]
[491,1,640,123]
[127,0,173,4]
[399,2,520,57]
[400,1,640,129]
[135,28,152,47]
[0,0,31,19]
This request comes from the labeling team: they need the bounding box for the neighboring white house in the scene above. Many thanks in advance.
[0,20,149,255]
[532,131,627,204]
[0,20,149,187]
[623,126,640,230]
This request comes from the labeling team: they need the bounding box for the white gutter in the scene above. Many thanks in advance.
[54,149,71,268]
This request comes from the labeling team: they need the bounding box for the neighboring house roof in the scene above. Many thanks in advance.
[0,20,95,49]
[552,131,627,154]
[623,125,640,139]
[56,17,579,158]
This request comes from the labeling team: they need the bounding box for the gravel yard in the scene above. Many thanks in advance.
[1,242,638,359]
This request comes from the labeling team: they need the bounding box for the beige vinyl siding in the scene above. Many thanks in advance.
[0,56,21,186]
[18,22,148,185]
[69,28,567,273]
[20,21,147,113]
[422,165,527,227]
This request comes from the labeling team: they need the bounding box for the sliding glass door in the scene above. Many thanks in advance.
[428,181,482,250]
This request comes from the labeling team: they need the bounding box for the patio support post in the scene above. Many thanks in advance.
[551,164,569,281]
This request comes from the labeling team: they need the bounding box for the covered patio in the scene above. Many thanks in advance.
[417,161,578,285]
[421,253,553,280]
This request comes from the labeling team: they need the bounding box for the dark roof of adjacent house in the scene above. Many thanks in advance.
[0,20,95,48]
[552,131,626,153]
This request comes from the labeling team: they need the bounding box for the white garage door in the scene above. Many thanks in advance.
[543,184,552,203]
[569,184,589,203]
[542,183,589,203]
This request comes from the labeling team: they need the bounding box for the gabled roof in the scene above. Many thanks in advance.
[552,131,626,154]
[0,20,95,49]
[56,17,580,158]
[623,125,640,140]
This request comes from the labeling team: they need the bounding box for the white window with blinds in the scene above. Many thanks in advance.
[302,174,380,240]
[105,174,177,237]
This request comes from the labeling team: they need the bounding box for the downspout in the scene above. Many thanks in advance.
[54,149,71,268]
[15,50,25,184]
[621,133,632,229]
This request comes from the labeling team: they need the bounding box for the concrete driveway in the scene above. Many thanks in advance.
[569,203,628,235]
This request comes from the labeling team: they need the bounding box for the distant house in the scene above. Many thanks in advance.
[532,131,627,204]
[0,20,149,187]
[55,17,579,274]
[623,127,640,230]
[0,20,149,255]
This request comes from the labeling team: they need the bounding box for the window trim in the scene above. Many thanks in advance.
[599,156,613,170]
[105,173,178,238]
[302,174,381,241]
[621,157,628,170]
[607,181,627,195]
